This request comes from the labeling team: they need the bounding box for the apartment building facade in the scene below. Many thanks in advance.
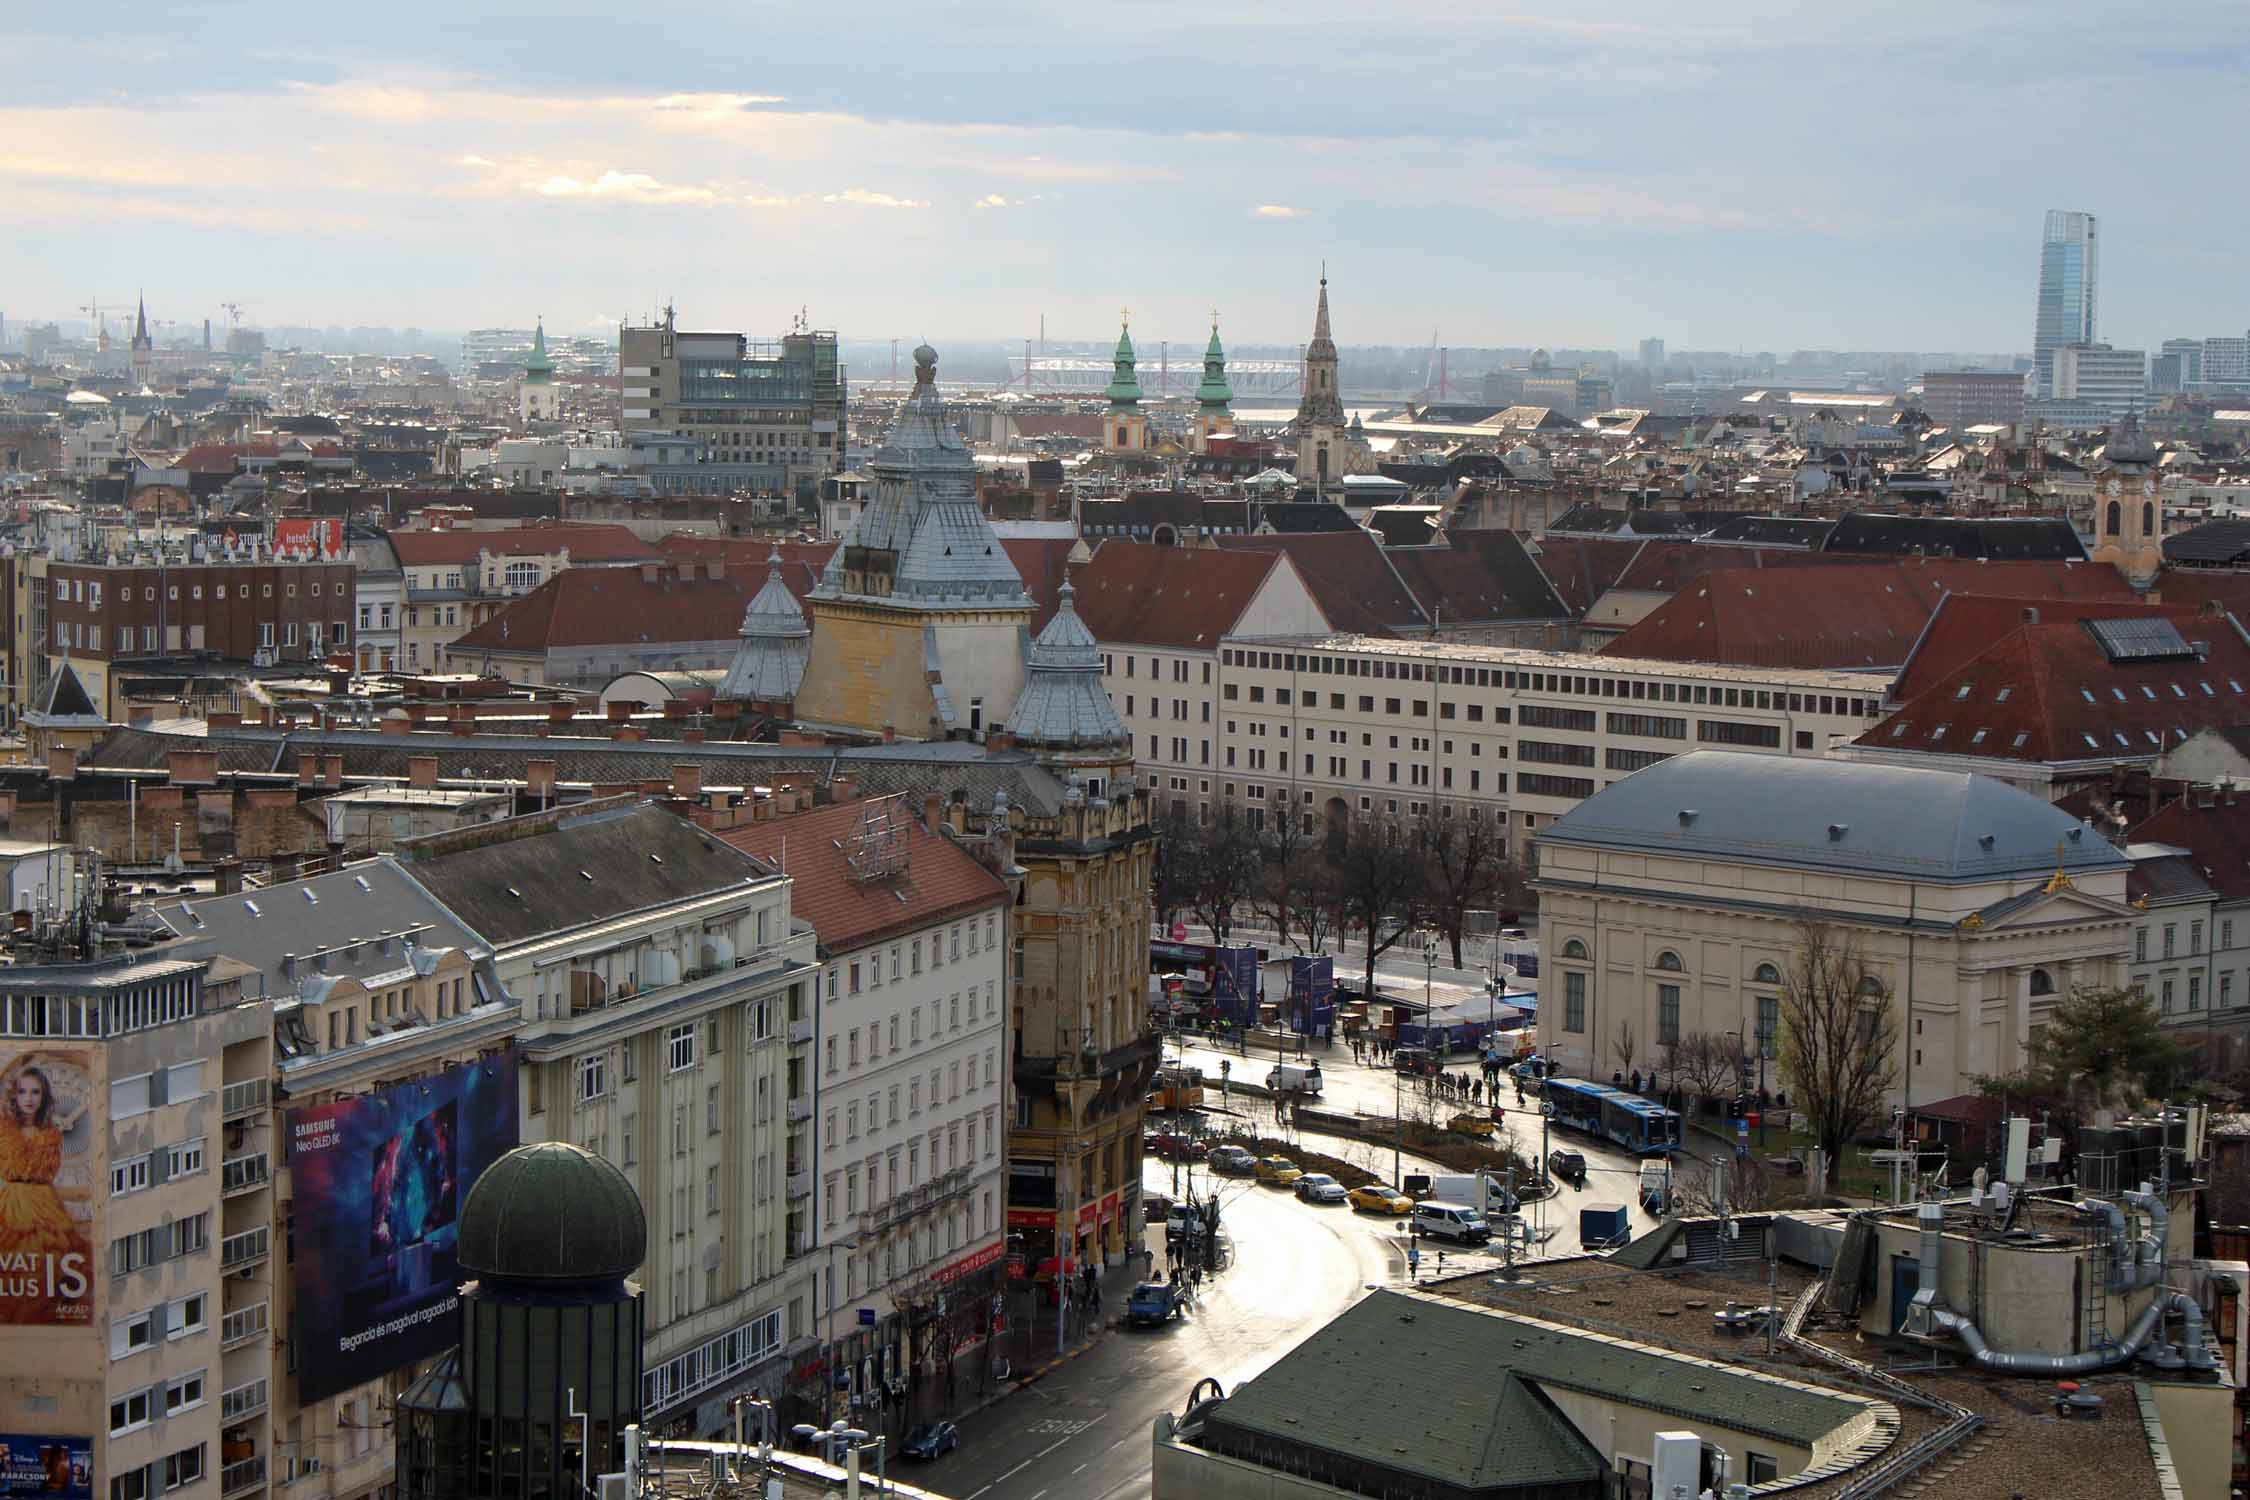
[723,796,1012,1425]
[395,801,824,1433]
[42,558,355,717]
[385,525,655,673]
[1920,369,2026,430]
[618,313,845,505]
[1112,632,1888,856]
[0,952,271,1500]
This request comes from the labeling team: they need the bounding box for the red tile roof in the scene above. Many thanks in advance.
[1857,599,2250,764]
[2153,569,2250,617]
[450,565,767,653]
[1217,530,1424,635]
[388,523,658,567]
[1072,541,1299,650]
[1602,559,2138,671]
[721,797,1007,952]
[1526,536,1643,616]
[1887,591,2197,704]
[1000,538,1076,633]
[651,534,1070,630]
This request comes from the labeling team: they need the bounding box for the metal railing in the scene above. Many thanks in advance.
[221,1301,269,1350]
[221,1153,270,1198]
[221,1079,269,1121]
[221,1226,270,1272]
[221,1379,268,1422]
[220,1457,266,1498]
[788,1018,815,1045]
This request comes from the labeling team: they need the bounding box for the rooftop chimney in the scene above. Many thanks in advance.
[407,754,439,789]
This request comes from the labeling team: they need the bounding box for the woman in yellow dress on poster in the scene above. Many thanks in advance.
[0,1053,92,1323]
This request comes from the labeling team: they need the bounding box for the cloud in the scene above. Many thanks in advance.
[530,170,727,205]
[974,192,1045,208]
[457,153,497,168]
[1255,203,1307,218]
[651,92,788,113]
[823,188,928,209]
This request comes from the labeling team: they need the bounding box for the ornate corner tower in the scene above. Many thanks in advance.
[1104,313,1147,452]
[1292,272,1346,493]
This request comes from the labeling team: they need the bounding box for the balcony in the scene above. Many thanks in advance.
[221,1457,267,1499]
[222,1079,269,1122]
[786,1172,811,1200]
[866,1166,976,1234]
[221,1227,270,1273]
[221,1379,269,1423]
[221,1152,270,1198]
[787,1097,813,1125]
[788,1018,815,1046]
[786,1230,811,1259]
[221,1301,270,1351]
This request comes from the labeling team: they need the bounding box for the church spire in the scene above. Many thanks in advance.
[133,292,149,347]
[1310,269,1333,349]
[1195,311,1234,413]
[1104,310,1142,408]
[524,318,553,382]
[1294,269,1344,428]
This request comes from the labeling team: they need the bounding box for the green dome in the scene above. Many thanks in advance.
[457,1142,645,1284]
[1105,318,1143,407]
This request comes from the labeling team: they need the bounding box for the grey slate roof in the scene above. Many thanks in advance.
[1002,583,1128,749]
[396,802,769,947]
[2164,519,2250,566]
[153,855,488,999]
[1200,1290,1865,1488]
[717,552,811,703]
[1821,512,2088,561]
[1539,749,2131,883]
[814,345,1030,610]
[26,662,109,729]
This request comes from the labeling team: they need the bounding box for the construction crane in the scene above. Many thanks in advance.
[218,302,246,340]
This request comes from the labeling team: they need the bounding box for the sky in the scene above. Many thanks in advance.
[5,2,2248,356]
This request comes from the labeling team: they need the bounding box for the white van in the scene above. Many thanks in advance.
[1411,1201,1491,1245]
[1266,1062,1323,1096]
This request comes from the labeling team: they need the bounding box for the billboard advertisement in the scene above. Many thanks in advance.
[1,1435,91,1500]
[1212,948,1260,1024]
[1287,956,1335,1036]
[272,517,344,559]
[287,1054,518,1402]
[0,1047,101,1326]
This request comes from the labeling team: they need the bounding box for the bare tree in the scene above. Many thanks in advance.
[1185,799,1263,950]
[1777,922,1901,1165]
[1150,805,1196,932]
[1256,810,1327,952]
[1330,816,1428,987]
[1418,807,1511,968]
[1672,1032,1742,1113]
[1610,1020,1639,1080]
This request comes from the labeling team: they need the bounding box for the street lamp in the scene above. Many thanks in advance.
[791,1421,878,1500]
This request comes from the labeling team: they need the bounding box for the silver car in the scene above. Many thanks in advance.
[1293,1173,1348,1204]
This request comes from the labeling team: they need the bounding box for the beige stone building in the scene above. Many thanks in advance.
[1535,751,2134,1104]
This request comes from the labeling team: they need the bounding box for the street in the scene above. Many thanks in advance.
[900,1159,1396,1500]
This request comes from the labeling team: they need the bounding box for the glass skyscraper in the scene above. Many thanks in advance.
[2032,209,2099,399]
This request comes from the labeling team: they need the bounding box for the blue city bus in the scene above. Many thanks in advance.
[1542,1076,1680,1156]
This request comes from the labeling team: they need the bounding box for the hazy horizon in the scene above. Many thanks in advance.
[8,3,2245,354]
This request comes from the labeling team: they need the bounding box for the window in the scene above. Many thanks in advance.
[170,1293,205,1338]
[1654,950,1684,972]
[2193,920,2205,955]
[164,1372,204,1415]
[1758,996,1779,1058]
[167,1138,205,1178]
[1657,984,1681,1044]
[2164,924,2177,959]
[112,1154,150,1196]
[2136,928,2149,963]
[112,1310,154,1358]
[110,1471,148,1500]
[110,1388,153,1436]
[1606,711,1686,740]
[667,1022,696,1071]
[1562,939,1589,960]
[1563,971,1586,1033]
[162,1447,204,1491]
[1697,719,1782,749]
[578,1053,608,1102]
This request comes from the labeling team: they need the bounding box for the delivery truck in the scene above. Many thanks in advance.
[1579,1202,1631,1251]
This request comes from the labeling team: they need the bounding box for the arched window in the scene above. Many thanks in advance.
[2106,499,2121,536]
[1752,962,1781,986]
[2029,968,2055,996]
[1562,939,1590,961]
[1859,975,1886,998]
[1655,950,1684,972]
[2142,502,2155,536]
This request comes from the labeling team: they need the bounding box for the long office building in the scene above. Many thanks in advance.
[2052,342,2148,422]
[617,310,845,505]
[1920,369,2025,430]
[2031,209,2099,399]
[1109,631,1889,857]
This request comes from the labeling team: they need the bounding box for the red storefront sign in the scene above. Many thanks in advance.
[929,1242,1005,1287]
[1074,1190,1121,1228]
[1006,1209,1057,1230]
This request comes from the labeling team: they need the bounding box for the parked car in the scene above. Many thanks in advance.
[1254,1156,1304,1186]
[1546,1148,1588,1187]
[1447,1112,1497,1138]
[1127,1280,1183,1327]
[1411,1201,1492,1245]
[900,1422,959,1460]
[1349,1183,1415,1215]
[1293,1173,1348,1204]
[1208,1145,1258,1174]
[1147,1132,1208,1162]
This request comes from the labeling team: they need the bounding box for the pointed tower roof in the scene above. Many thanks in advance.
[812,344,1029,609]
[717,552,811,702]
[524,319,553,381]
[132,293,151,349]
[1195,313,1234,411]
[1307,273,1335,359]
[1295,270,1346,428]
[25,662,110,730]
[1004,580,1128,748]
[1105,314,1143,407]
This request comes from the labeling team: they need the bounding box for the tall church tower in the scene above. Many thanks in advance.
[1104,313,1147,452]
[1292,272,1346,494]
[1192,313,1235,453]
[129,293,153,386]
[2091,411,2163,590]
[519,319,559,423]
[794,344,1033,738]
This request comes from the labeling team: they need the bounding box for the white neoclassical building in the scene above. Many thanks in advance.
[1534,751,2134,1106]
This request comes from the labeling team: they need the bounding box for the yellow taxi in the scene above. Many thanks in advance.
[1253,1156,1304,1186]
[1447,1112,1498,1138]
[1348,1184,1414,1215]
